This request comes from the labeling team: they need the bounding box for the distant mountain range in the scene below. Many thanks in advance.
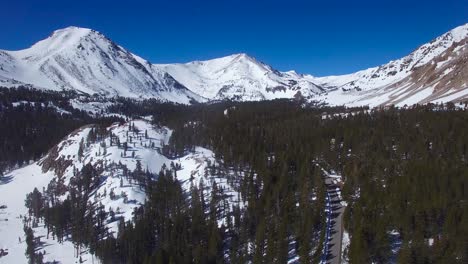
[1,24,467,107]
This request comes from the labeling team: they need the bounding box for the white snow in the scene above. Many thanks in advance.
[313,24,468,90]
[1,23,467,107]
[0,27,204,104]
[432,86,468,103]
[442,66,454,75]
[428,238,434,246]
[0,119,244,262]
[394,86,435,107]
[341,230,350,264]
[0,120,166,262]
[11,101,71,115]
[177,147,245,206]
[0,164,95,264]
[69,99,115,116]
[156,53,323,101]
[310,23,468,107]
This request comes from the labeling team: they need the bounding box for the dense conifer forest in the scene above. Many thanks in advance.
[158,100,467,263]
[0,87,122,173]
[9,91,467,263]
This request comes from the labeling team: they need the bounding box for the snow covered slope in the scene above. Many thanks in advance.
[312,23,468,107]
[0,27,203,104]
[0,163,97,263]
[157,53,324,101]
[0,120,170,263]
[0,119,243,263]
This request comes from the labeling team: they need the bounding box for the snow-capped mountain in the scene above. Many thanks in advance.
[1,24,467,106]
[157,53,324,101]
[0,26,323,104]
[312,23,468,107]
[0,27,203,104]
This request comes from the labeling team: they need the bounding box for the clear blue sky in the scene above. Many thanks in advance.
[2,0,467,76]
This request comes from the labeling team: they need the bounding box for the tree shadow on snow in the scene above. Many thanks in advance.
[0,175,14,185]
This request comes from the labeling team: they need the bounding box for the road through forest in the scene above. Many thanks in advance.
[321,176,345,264]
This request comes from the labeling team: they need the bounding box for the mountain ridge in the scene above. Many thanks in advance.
[0,26,204,104]
[156,52,324,101]
[1,24,467,106]
[311,23,468,106]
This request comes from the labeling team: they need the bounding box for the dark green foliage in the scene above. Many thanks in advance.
[24,225,44,264]
[159,101,467,263]
[0,86,122,170]
[21,94,468,263]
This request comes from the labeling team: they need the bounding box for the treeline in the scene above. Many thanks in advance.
[106,97,192,121]
[160,101,467,263]
[0,86,122,173]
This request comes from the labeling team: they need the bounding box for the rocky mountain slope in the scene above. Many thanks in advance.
[312,23,468,107]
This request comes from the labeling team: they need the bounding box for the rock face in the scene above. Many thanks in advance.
[311,24,468,107]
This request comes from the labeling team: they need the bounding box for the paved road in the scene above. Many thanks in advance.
[322,177,345,264]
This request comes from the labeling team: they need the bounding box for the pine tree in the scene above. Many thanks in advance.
[78,138,84,160]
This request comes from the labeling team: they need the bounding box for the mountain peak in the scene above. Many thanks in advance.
[12,26,97,58]
[51,26,93,37]
[447,23,468,42]
[230,53,259,63]
[45,26,95,45]
[1,23,466,106]
[1,26,202,103]
[183,53,263,70]
[232,52,249,59]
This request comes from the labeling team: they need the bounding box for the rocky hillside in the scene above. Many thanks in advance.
[312,23,468,107]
